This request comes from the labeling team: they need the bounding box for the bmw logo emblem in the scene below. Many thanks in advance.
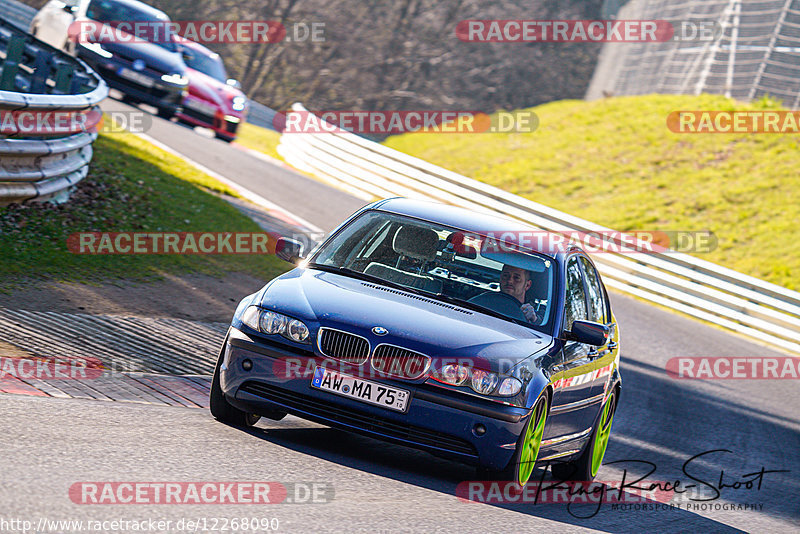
[372,326,388,336]
[132,59,146,71]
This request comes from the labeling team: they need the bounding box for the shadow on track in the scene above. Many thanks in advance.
[218,351,800,531]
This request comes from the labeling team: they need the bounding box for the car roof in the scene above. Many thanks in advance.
[175,37,218,58]
[93,0,170,20]
[372,197,579,260]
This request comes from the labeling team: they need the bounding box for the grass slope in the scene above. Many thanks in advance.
[0,126,288,288]
[384,94,799,290]
[235,122,282,160]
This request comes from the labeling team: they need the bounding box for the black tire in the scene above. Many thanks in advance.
[157,108,176,120]
[477,394,549,489]
[209,338,261,427]
[550,390,617,482]
[215,132,234,143]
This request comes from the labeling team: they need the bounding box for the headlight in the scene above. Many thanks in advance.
[431,364,524,398]
[496,377,523,396]
[241,305,260,330]
[286,319,310,342]
[471,369,499,395]
[231,96,246,111]
[259,310,288,334]
[160,73,188,85]
[437,363,470,386]
[240,306,311,344]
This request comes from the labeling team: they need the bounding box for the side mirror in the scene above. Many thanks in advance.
[226,78,242,89]
[275,237,304,265]
[565,320,609,346]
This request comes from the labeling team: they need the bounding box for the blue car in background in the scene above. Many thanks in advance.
[31,0,188,118]
[211,198,621,488]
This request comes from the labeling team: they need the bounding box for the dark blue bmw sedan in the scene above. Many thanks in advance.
[211,198,621,488]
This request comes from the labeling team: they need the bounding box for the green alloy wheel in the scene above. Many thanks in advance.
[550,391,617,482]
[517,395,549,485]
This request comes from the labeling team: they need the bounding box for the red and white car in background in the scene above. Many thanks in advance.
[176,39,248,142]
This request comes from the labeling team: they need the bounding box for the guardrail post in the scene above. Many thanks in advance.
[29,49,51,94]
[0,35,25,91]
[53,62,75,94]
[70,71,90,94]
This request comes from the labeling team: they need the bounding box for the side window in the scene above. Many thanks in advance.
[564,256,588,332]
[580,256,607,324]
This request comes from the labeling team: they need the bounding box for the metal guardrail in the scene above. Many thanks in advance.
[246,100,278,131]
[278,103,800,356]
[0,0,36,31]
[1,0,280,133]
[0,15,108,205]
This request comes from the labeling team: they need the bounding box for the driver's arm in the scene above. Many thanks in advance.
[521,303,538,323]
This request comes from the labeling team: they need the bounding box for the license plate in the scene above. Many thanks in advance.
[185,98,217,116]
[311,367,410,412]
[117,67,154,88]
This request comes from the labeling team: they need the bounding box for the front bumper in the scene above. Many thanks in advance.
[176,97,241,139]
[79,52,184,111]
[221,328,530,470]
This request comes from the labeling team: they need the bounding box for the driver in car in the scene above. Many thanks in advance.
[499,265,538,323]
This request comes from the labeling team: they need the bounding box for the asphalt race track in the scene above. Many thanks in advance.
[1,101,798,532]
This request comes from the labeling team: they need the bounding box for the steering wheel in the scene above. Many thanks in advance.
[468,291,527,322]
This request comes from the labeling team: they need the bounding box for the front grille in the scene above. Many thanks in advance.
[181,106,215,125]
[239,381,478,457]
[371,344,431,379]
[318,328,369,364]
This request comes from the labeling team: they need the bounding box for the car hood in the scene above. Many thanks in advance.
[94,26,185,73]
[259,268,552,372]
[187,69,241,110]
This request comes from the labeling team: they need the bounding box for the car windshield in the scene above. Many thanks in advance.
[309,210,556,333]
[86,0,177,52]
[183,49,228,82]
